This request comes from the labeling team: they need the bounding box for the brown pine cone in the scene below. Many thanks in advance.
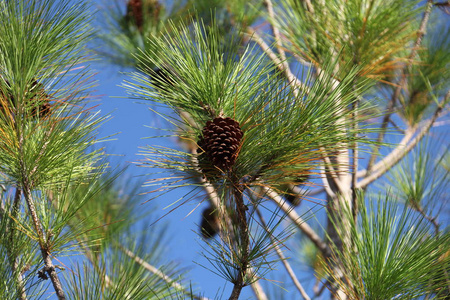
[200,207,219,239]
[197,116,243,173]
[126,0,161,31]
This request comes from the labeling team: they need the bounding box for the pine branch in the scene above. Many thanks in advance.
[255,208,311,300]
[357,90,448,189]
[118,245,209,300]
[228,186,250,300]
[320,147,343,193]
[21,183,66,300]
[366,0,435,173]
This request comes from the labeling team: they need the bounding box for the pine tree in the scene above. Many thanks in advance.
[1,0,449,299]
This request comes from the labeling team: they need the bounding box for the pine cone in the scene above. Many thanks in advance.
[197,116,243,173]
[28,81,51,119]
[0,80,12,117]
[30,99,51,119]
[126,0,161,31]
[200,207,219,239]
[284,174,310,206]
[0,80,51,120]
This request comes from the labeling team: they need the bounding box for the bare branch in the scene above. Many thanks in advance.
[228,186,250,300]
[320,147,343,193]
[413,204,440,236]
[21,182,66,299]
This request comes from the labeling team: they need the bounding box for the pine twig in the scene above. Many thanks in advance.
[320,147,343,194]
[118,245,210,300]
[255,208,311,300]
[263,187,330,257]
[22,184,66,300]
[228,187,250,300]
[413,204,440,236]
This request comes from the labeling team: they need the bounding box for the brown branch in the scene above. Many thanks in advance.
[22,184,66,300]
[414,204,440,236]
[366,0,434,173]
[320,147,344,194]
[228,186,250,300]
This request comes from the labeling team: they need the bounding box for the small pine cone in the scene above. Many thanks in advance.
[200,207,219,239]
[0,80,12,116]
[28,81,51,119]
[126,0,161,31]
[31,100,51,119]
[197,116,243,172]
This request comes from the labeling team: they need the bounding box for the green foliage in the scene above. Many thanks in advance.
[127,21,377,194]
[65,241,183,300]
[95,0,191,69]
[325,194,450,299]
[275,0,419,80]
[0,0,106,189]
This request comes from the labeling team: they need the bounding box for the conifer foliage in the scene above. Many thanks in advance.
[1,0,449,300]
